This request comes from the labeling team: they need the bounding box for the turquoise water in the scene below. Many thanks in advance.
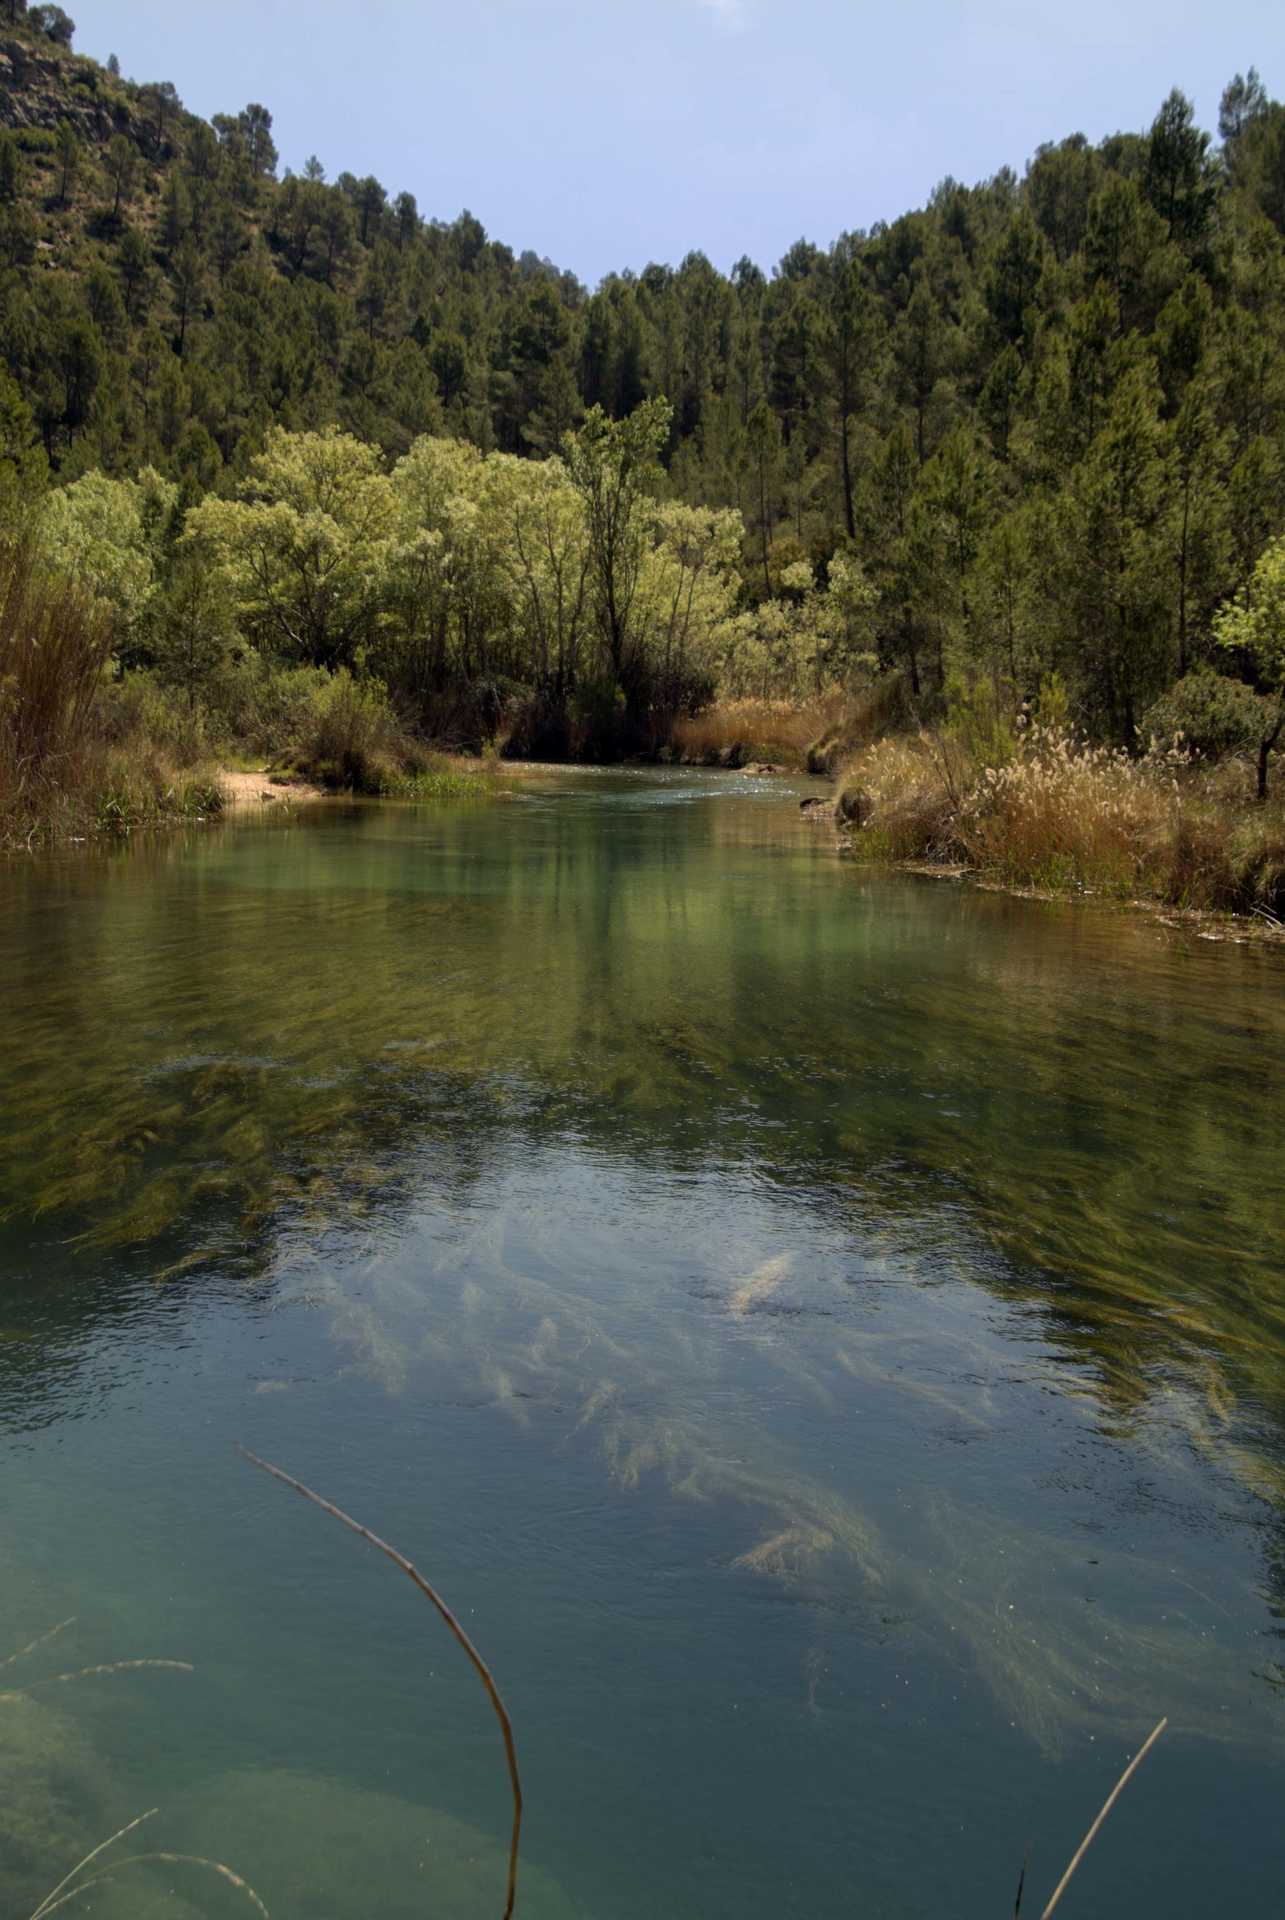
[2,768,1284,1920]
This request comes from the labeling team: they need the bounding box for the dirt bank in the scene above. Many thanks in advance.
[218,769,328,808]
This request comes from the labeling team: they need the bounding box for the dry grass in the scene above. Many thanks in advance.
[840,724,1285,918]
[0,540,110,838]
[671,690,868,770]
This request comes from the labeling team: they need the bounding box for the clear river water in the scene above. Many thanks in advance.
[2,767,1284,1920]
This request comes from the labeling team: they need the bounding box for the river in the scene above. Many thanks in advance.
[2,768,1283,1919]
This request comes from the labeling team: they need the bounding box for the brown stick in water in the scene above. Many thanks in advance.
[1039,1717,1168,1920]
[238,1445,523,1920]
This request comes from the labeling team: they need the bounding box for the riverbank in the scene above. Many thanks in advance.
[834,726,1285,928]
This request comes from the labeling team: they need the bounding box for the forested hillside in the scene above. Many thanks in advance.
[1,2,1284,776]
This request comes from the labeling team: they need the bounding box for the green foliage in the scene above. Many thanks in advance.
[28,5,74,47]
[1214,531,1285,796]
[184,426,398,668]
[0,365,47,527]
[39,465,176,651]
[1144,668,1273,759]
[562,399,671,717]
[290,665,408,791]
[1215,532,1285,690]
[944,671,1018,767]
[149,543,234,708]
[0,32,1282,780]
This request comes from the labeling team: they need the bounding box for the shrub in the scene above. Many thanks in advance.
[0,544,228,843]
[672,691,869,771]
[838,735,959,859]
[289,669,414,793]
[805,676,912,775]
[203,658,333,758]
[1143,669,1270,760]
[842,718,1285,916]
[101,671,223,767]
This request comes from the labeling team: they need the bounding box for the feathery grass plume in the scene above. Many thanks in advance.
[239,1446,523,1920]
[841,720,1285,915]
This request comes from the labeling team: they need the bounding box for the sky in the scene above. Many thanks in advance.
[85,1,1282,286]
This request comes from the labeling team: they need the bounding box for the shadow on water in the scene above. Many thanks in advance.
[3,769,1285,1919]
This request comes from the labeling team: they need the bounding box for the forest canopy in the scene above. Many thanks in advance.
[1,7,1283,760]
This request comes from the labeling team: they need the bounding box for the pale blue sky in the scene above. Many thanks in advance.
[87,2,1280,285]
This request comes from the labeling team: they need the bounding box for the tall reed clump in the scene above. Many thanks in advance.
[957,727,1195,896]
[670,690,868,770]
[0,540,226,845]
[0,540,113,841]
[841,722,1285,918]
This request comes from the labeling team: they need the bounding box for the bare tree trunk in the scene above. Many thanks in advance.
[1258,708,1283,802]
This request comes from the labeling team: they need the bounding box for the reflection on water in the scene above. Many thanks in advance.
[2,769,1285,1920]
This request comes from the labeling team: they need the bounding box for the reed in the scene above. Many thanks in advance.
[1036,1717,1167,1918]
[0,539,112,840]
[0,538,226,845]
[239,1446,523,1920]
[670,692,852,768]
[840,724,1285,918]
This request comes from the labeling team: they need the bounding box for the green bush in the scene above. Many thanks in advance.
[204,658,334,758]
[102,671,223,766]
[291,668,413,793]
[1143,670,1270,760]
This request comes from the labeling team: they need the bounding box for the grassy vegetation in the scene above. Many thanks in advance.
[0,540,224,846]
[668,683,910,772]
[838,712,1285,920]
[0,536,509,847]
[669,696,835,768]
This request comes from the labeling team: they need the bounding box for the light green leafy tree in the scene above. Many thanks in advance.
[185,427,398,669]
[40,466,176,653]
[633,501,744,712]
[562,399,672,717]
[1213,532,1285,798]
[385,435,513,701]
[487,451,591,700]
[720,556,877,701]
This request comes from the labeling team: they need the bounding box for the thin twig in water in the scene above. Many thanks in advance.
[2,1618,77,1673]
[35,1852,269,1920]
[1039,1718,1168,1919]
[238,1445,523,1920]
[29,1807,158,1920]
[1012,1843,1030,1918]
